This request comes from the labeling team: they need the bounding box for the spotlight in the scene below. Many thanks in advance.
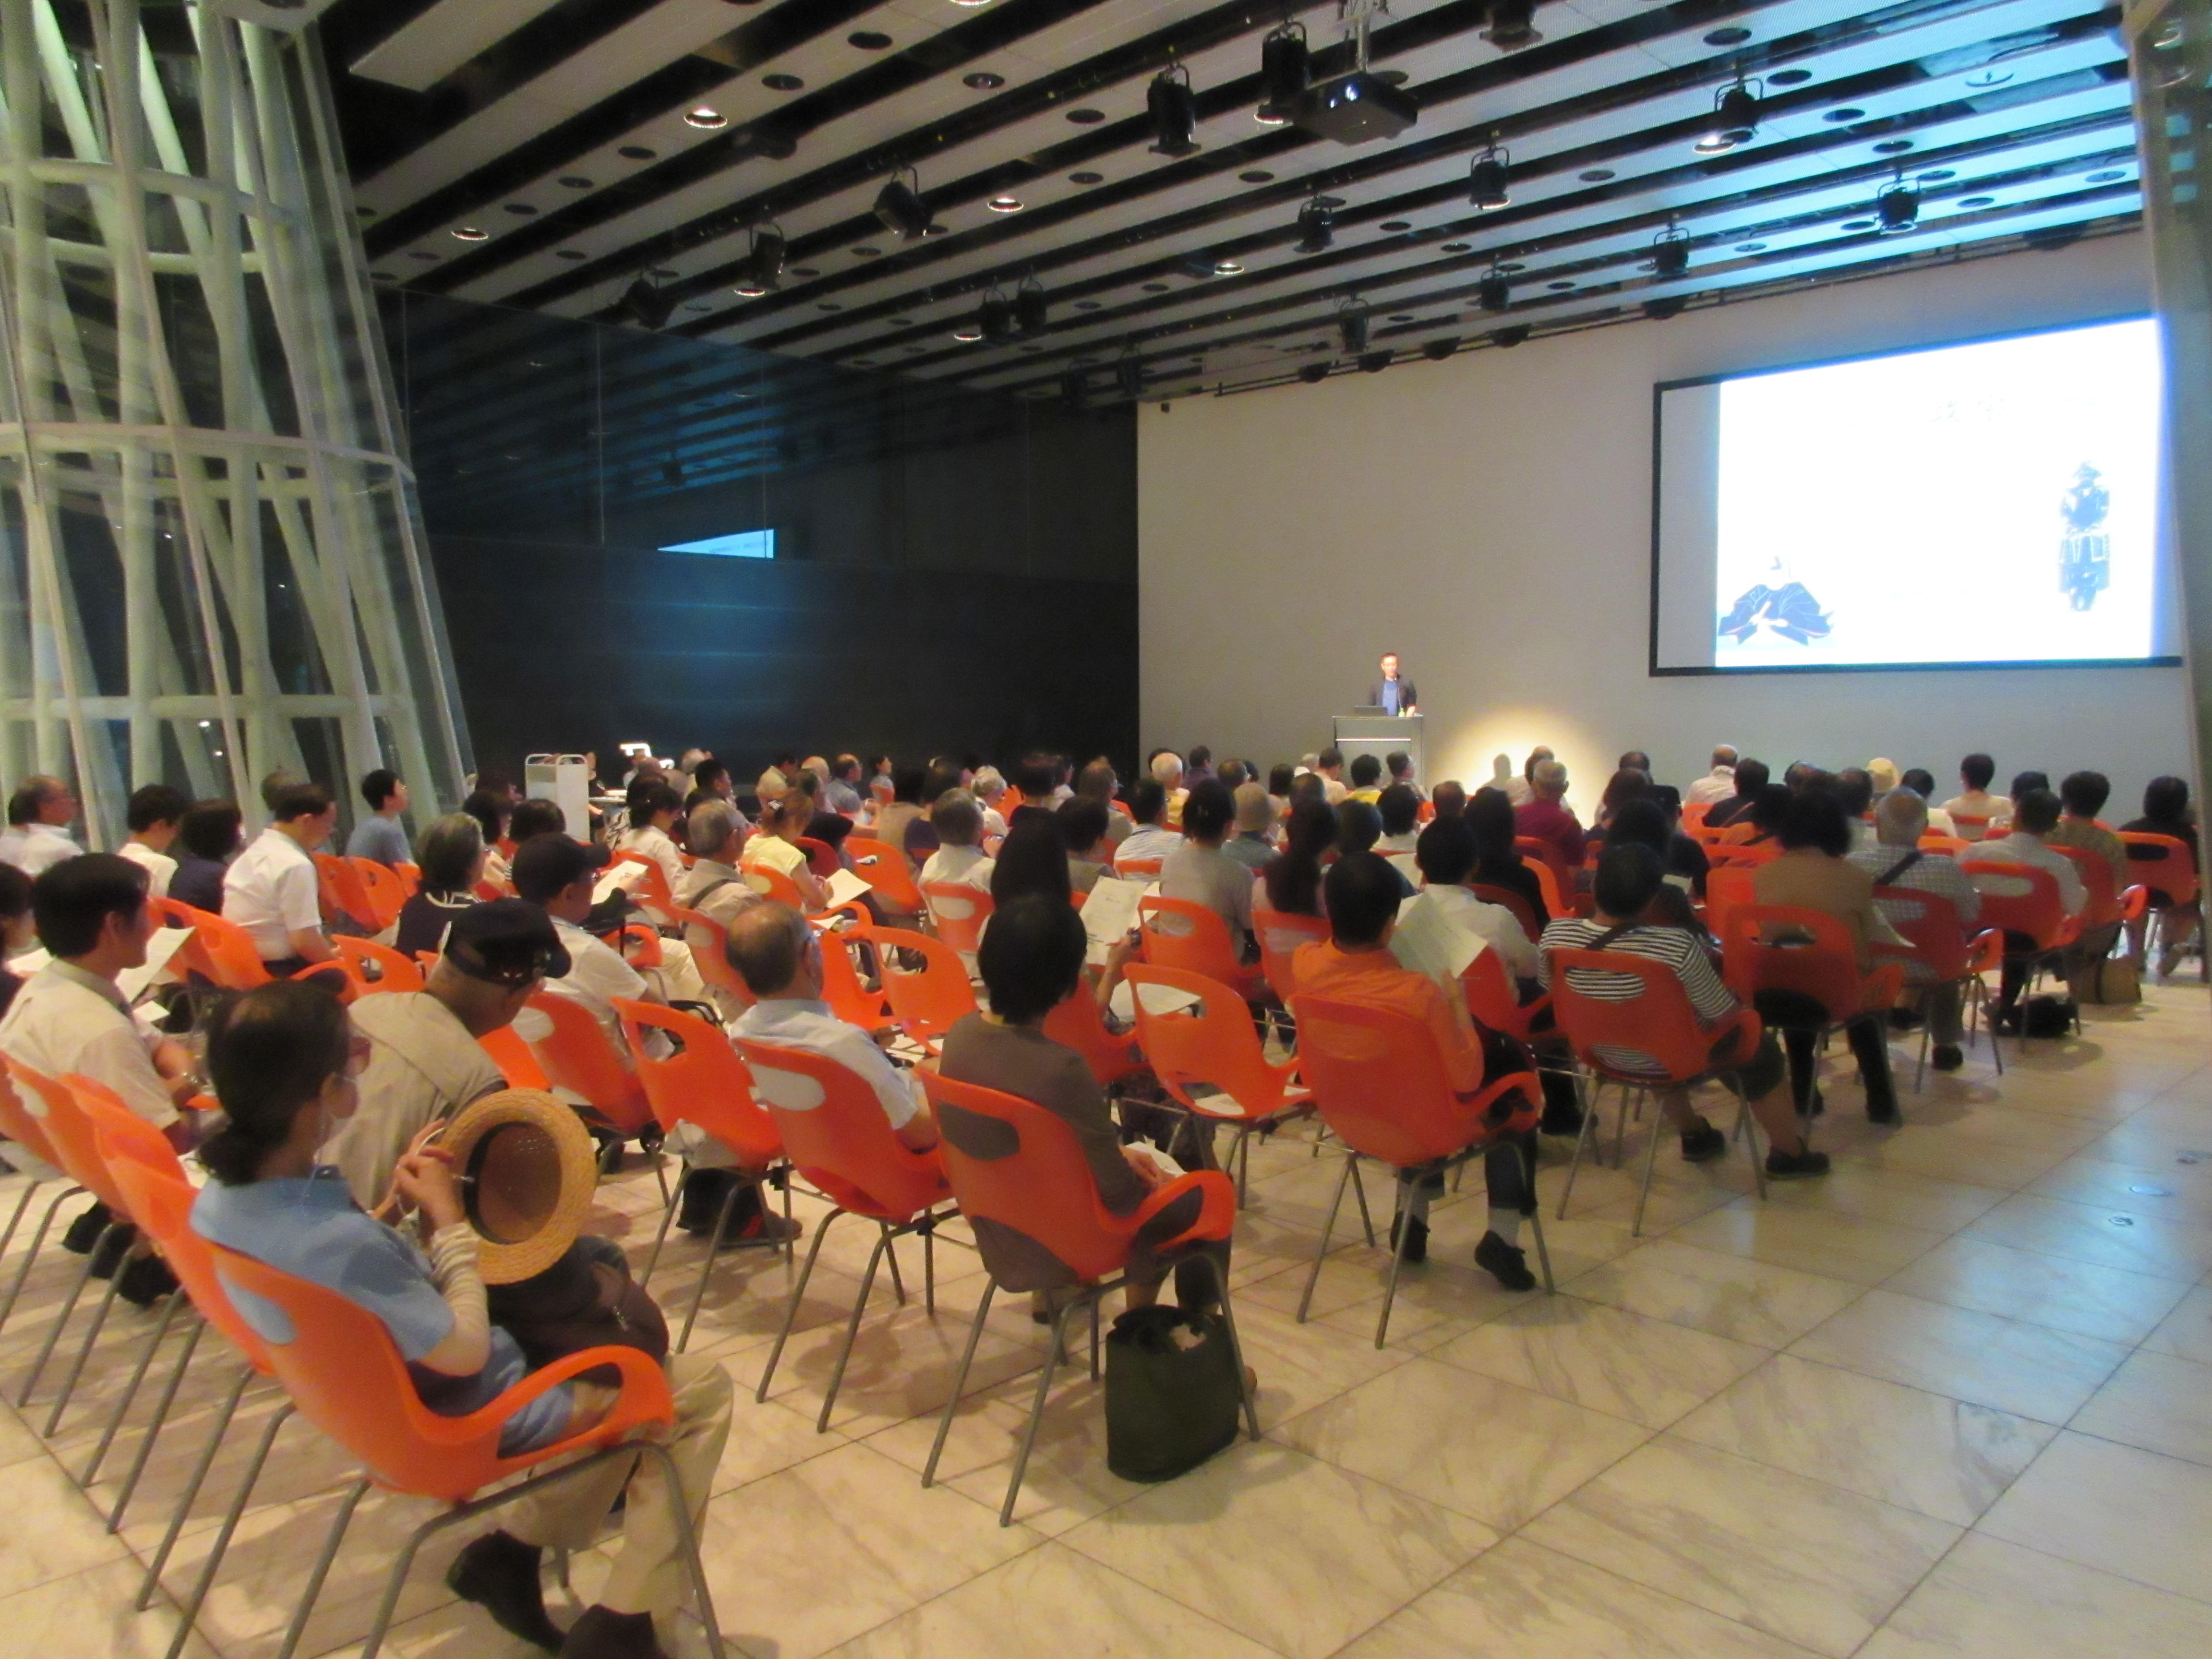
[1148,65,1201,157]
[1468,140,1510,210]
[952,321,985,342]
[1483,0,1542,50]
[1358,350,1393,373]
[1706,79,1761,149]
[735,223,786,293]
[1491,325,1531,348]
[1644,295,1688,320]
[1257,24,1309,125]
[1337,299,1370,354]
[874,169,933,239]
[978,289,1015,344]
[1295,196,1336,253]
[619,275,675,330]
[1422,337,1460,361]
[1877,177,1920,231]
[1298,362,1333,384]
[1652,221,1691,278]
[1013,278,1048,335]
[1116,349,1146,399]
[1477,269,1511,313]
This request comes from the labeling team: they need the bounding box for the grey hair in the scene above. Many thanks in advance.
[970,766,1006,801]
[1150,751,1184,785]
[415,813,485,895]
[1532,760,1569,793]
[1876,785,1928,846]
[688,798,742,861]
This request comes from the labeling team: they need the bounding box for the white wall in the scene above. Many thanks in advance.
[1139,232,2193,817]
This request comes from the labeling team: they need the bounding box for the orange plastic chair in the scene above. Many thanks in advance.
[846,835,925,914]
[1136,896,1262,1001]
[918,1068,1255,1522]
[0,1065,83,1340]
[1253,907,1331,1010]
[2119,831,2200,908]
[1460,948,1549,1045]
[148,898,350,998]
[332,936,425,994]
[1113,855,1164,879]
[516,991,657,1142]
[923,881,995,958]
[794,835,842,878]
[2050,845,2148,933]
[615,999,789,1349]
[1545,946,1772,1233]
[313,854,378,932]
[203,1243,721,1659]
[477,1024,553,1091]
[1514,835,1575,892]
[393,862,423,895]
[817,924,892,1029]
[1871,886,2006,1086]
[735,1038,954,1431]
[1040,985,1142,1089]
[1962,860,2084,1043]
[609,850,677,924]
[349,857,411,931]
[1720,902,1907,1118]
[1680,802,1712,830]
[1701,866,1756,939]
[1708,840,1783,869]
[850,925,977,1051]
[1470,883,1541,943]
[667,904,756,1013]
[1286,995,1548,1345]
[1918,834,1972,859]
[1124,964,1310,1199]
[1950,812,1993,842]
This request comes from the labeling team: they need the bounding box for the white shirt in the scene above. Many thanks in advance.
[730,998,923,1129]
[543,916,648,1053]
[919,844,996,894]
[116,841,177,899]
[1939,791,2011,838]
[1684,767,1736,808]
[223,827,323,960]
[1967,831,2088,917]
[0,960,178,1130]
[1502,777,1536,807]
[0,823,80,875]
[1419,883,1539,980]
[615,824,687,898]
[1114,826,1183,869]
[1376,830,1421,856]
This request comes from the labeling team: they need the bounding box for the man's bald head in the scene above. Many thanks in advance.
[727,902,814,998]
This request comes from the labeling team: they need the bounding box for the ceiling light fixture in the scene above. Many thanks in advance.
[1483,0,1542,50]
[1358,351,1393,373]
[452,225,489,241]
[619,275,675,330]
[732,221,786,294]
[1337,296,1371,355]
[1148,64,1201,156]
[1877,172,1920,231]
[1701,77,1761,151]
[952,321,985,342]
[1478,265,1511,313]
[1256,22,1309,125]
[1117,345,1147,399]
[684,106,727,129]
[1295,195,1336,252]
[1652,219,1692,278]
[874,168,934,239]
[1468,136,1510,209]
[986,194,1024,212]
[1298,362,1332,384]
[1290,10,1417,144]
[1014,276,1048,335]
[1422,337,1459,361]
[978,287,1015,344]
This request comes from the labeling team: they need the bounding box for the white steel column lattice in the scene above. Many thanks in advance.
[0,0,469,847]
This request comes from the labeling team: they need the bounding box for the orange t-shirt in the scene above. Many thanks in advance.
[1291,939,1484,1094]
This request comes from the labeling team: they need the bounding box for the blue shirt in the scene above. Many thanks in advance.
[192,1171,570,1455]
[346,815,412,868]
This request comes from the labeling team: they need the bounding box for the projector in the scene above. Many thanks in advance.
[1291,71,1418,145]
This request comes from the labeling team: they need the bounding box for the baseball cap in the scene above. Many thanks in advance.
[445,899,571,987]
[509,830,608,904]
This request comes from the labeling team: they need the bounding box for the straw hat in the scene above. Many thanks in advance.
[436,1089,599,1284]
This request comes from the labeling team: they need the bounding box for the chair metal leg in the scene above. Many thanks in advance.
[755,1207,842,1403]
[139,1362,254,1609]
[1296,1154,1355,1324]
[922,1279,997,1488]
[642,1439,729,1659]
[1000,1295,1078,1526]
[818,1226,893,1432]
[923,1220,936,1316]
[19,1220,120,1406]
[163,1401,295,1659]
[82,1287,184,1486]
[1088,1296,1101,1382]
[1374,1171,1419,1349]
[1348,1154,1375,1246]
[1739,1097,1768,1202]
[108,1314,204,1532]
[1556,1072,1600,1220]
[1612,1080,1632,1169]
[640,1155,692,1287]
[1521,1141,1555,1294]
[675,1180,743,1354]
[0,1176,43,1271]
[1189,1250,1260,1441]
[0,1183,81,1334]
[1631,1099,1667,1237]
[46,1261,128,1434]
[884,1228,907,1306]
[272,1477,369,1659]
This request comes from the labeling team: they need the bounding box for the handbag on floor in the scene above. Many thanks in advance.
[2068,955,2140,1006]
[1104,1304,1242,1482]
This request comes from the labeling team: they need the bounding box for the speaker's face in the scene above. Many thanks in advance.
[467,1122,564,1244]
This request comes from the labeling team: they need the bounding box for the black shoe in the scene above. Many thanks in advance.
[89,1223,137,1280]
[1387,1212,1429,1265]
[447,1531,564,1654]
[61,1203,111,1256]
[677,1167,745,1235]
[561,1606,665,1659]
[1887,1006,1924,1032]
[1474,1231,1537,1291]
[1679,1122,1727,1163]
[115,1253,179,1309]
[1865,1099,1901,1127]
[1931,1044,1964,1073]
[1765,1148,1832,1180]
[1539,1100,1585,1137]
[1994,1008,2023,1036]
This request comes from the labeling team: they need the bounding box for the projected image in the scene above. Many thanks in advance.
[1675,318,2164,671]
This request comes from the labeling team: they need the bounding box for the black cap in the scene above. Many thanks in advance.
[445,898,571,986]
[509,831,608,904]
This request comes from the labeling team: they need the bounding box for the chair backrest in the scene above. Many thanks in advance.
[667,905,756,1010]
[1285,994,1495,1168]
[1918,834,1971,859]
[478,1024,553,1091]
[612,999,781,1166]
[850,925,977,1044]
[918,1069,1135,1284]
[2119,831,2200,907]
[1252,908,1331,1007]
[333,936,426,994]
[1522,856,1571,919]
[153,898,272,990]
[817,926,890,1028]
[2050,845,2128,928]
[1950,812,1992,841]
[394,863,423,895]
[313,854,378,932]
[1709,841,1782,869]
[1680,802,1712,829]
[742,860,813,912]
[1961,860,2071,948]
[1124,964,1298,1118]
[0,1061,65,1174]
[1469,883,1541,942]
[1040,985,1141,1086]
[1702,866,1757,939]
[794,836,841,878]
[1871,884,1982,981]
[1719,903,1865,1020]
[1514,836,1573,889]
[1459,947,1528,1034]
[516,993,653,1133]
[730,1038,947,1221]
[1544,946,1719,1084]
[1113,855,1164,879]
[1136,897,1250,992]
[923,882,995,956]
[0,1055,129,1212]
[845,837,924,912]
[349,858,411,930]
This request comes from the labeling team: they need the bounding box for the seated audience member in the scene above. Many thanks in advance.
[509,798,567,844]
[1741,783,1793,845]
[1969,787,2089,1023]
[1704,757,1770,830]
[1160,779,1254,951]
[513,832,669,1054]
[327,899,556,1204]
[1999,770,2050,831]
[1151,750,1190,827]
[616,780,688,897]
[1685,746,1739,809]
[395,815,490,958]
[1752,788,1901,1122]
[1605,798,1707,926]
[193,981,731,1659]
[872,766,928,861]
[728,903,938,1149]
[1940,753,2009,835]
[2049,770,2129,893]
[969,768,1011,839]
[1468,787,1547,923]
[741,790,830,911]
[347,769,411,867]
[1540,844,1828,1178]
[1006,756,1059,817]
[756,753,798,802]
[225,783,339,972]
[990,816,1074,908]
[1514,760,1586,869]
[1185,745,1214,784]
[1076,759,1134,847]
[1409,815,1539,985]
[1592,768,1651,835]
[1430,780,1467,820]
[1618,750,1651,775]
[0,775,82,875]
[171,799,243,913]
[1315,746,1350,805]
[1385,751,1423,802]
[463,790,515,887]
[1224,782,1277,872]
[1831,768,1876,851]
[261,768,307,814]
[1851,787,1980,1070]
[117,783,188,899]
[868,754,895,804]
[1266,763,1296,822]
[1259,800,1338,918]
[1346,754,1385,804]
[0,865,33,1017]
[1898,769,1958,837]
[1865,757,1900,803]
[1215,758,1249,792]
[1289,772,1328,813]
[674,800,760,1017]
[1058,798,1114,895]
[1294,854,1543,1287]
[904,761,965,861]
[939,896,1226,1307]
[683,758,733,814]
[1115,779,1182,871]
[919,791,996,894]
[1337,799,1414,898]
[1503,746,1553,809]
[824,755,865,817]
[1376,785,1422,856]
[2124,775,2201,975]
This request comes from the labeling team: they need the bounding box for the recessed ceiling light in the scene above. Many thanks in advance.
[986,194,1024,212]
[684,107,726,129]
[1735,241,1767,252]
[1379,219,1410,231]
[951,0,995,8]
[1070,171,1105,184]
[853,245,880,256]
[1768,68,1811,85]
[408,250,438,261]
[1214,259,1244,274]
[764,73,803,91]
[1692,135,1733,154]
[1075,301,1101,310]
[2085,168,2128,183]
[1959,195,1996,207]
[1823,108,1865,122]
[964,72,1005,90]
[1874,139,1914,154]
[1441,241,1470,252]
[1142,282,1167,292]
[849,30,891,48]
[1388,313,1413,322]
[1842,217,1876,230]
[1580,168,1615,182]
[1704,26,1751,44]
[558,175,593,189]
[618,145,656,160]
[733,280,768,297]
[1499,262,1526,273]
[503,203,538,215]
[555,249,587,261]
[1964,68,2013,87]
[1066,108,1105,123]
[1922,169,1956,181]
[452,225,489,241]
[1239,170,1274,183]
[953,323,984,340]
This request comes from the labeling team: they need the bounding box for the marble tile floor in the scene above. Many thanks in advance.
[2,986,2212,1657]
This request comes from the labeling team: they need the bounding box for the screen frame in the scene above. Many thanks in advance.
[1647,311,2180,678]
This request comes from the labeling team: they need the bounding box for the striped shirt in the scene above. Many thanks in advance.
[1536,917,1736,1077]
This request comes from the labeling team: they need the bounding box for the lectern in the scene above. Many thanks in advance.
[1332,714,1423,781]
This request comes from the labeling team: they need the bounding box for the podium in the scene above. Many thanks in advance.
[1333,714,1422,781]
